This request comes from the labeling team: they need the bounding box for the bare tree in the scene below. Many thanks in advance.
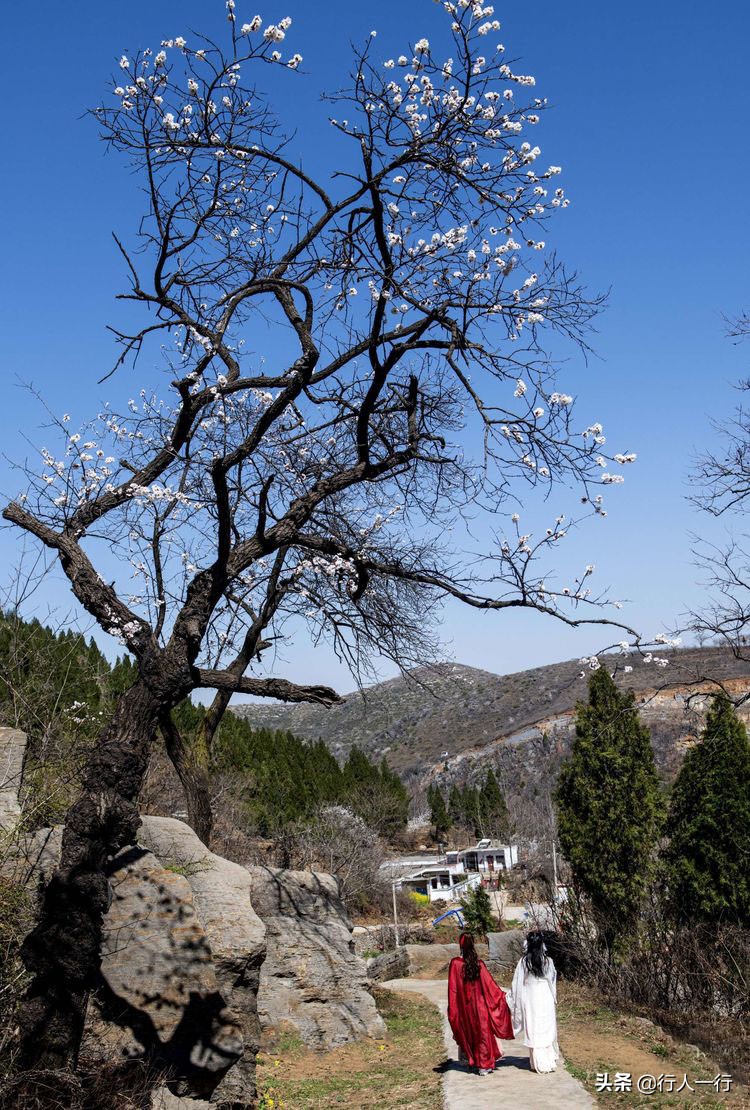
[4,3,638,1069]
[277,805,384,912]
[688,312,750,660]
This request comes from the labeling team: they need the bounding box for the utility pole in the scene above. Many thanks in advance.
[552,840,558,896]
[392,880,400,948]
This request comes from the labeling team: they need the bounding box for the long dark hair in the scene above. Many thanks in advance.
[523,931,548,978]
[460,932,481,981]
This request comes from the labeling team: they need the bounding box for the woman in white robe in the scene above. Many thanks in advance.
[508,931,559,1073]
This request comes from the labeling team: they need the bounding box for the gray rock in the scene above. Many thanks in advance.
[0,823,63,888]
[5,803,266,1104]
[352,921,431,955]
[488,928,525,968]
[0,727,25,831]
[247,864,385,1049]
[138,816,266,1105]
[151,1090,212,1110]
[404,941,489,976]
[82,844,244,1101]
[366,948,409,982]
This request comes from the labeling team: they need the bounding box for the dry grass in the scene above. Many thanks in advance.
[0,1060,167,1110]
[557,980,750,1108]
[255,987,443,1109]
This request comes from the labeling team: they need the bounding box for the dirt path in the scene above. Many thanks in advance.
[383,977,594,1110]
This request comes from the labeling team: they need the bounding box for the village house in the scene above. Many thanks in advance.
[396,863,481,904]
[447,838,519,875]
[394,839,519,903]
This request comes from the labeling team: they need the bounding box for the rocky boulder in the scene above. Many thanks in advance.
[365,948,410,982]
[4,798,265,1104]
[82,844,244,1102]
[0,726,25,830]
[247,865,385,1049]
[137,816,266,1106]
[488,928,525,969]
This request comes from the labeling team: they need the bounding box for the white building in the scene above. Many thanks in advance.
[394,838,519,904]
[395,864,481,904]
[446,839,519,875]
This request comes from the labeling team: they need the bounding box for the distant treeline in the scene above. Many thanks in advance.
[428,770,509,842]
[174,698,409,837]
[0,611,409,838]
[0,611,134,749]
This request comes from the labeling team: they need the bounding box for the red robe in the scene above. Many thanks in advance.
[447,957,514,1070]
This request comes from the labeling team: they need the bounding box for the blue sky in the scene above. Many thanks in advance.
[1,0,749,692]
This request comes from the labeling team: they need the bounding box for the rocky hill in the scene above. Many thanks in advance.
[231,647,750,793]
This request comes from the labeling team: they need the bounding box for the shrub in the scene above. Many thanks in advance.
[460,884,494,939]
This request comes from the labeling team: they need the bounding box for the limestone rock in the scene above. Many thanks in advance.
[0,727,25,831]
[366,948,409,982]
[10,811,266,1105]
[352,922,431,955]
[151,1090,212,1110]
[487,928,525,968]
[404,942,458,975]
[138,816,266,1105]
[0,823,63,888]
[82,844,243,1101]
[247,864,385,1049]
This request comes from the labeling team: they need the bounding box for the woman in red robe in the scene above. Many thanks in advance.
[447,932,514,1074]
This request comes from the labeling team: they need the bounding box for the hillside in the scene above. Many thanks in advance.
[230,647,750,787]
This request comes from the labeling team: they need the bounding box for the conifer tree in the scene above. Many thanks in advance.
[461,784,481,837]
[377,756,410,838]
[448,784,463,830]
[555,668,663,952]
[664,693,750,926]
[460,883,495,939]
[428,784,452,841]
[479,770,510,840]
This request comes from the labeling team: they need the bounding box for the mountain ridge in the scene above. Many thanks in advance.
[230,646,750,786]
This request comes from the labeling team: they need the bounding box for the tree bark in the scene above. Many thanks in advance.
[17,680,162,1070]
[160,713,213,847]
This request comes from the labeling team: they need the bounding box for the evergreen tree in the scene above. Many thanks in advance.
[479,770,509,840]
[376,756,410,838]
[460,883,494,939]
[461,784,481,837]
[448,784,463,830]
[428,784,452,841]
[555,668,663,951]
[664,693,750,926]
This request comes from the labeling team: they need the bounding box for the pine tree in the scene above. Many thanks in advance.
[448,784,463,829]
[555,668,663,951]
[428,784,452,841]
[479,770,509,840]
[377,756,410,838]
[461,784,481,837]
[460,883,494,939]
[664,693,750,926]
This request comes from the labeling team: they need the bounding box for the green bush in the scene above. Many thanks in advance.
[460,884,494,939]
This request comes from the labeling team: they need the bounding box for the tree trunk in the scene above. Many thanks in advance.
[17,680,162,1070]
[160,713,213,847]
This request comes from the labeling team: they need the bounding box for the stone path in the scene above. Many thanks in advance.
[383,977,594,1110]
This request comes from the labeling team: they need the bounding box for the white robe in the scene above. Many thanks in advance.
[508,956,560,1073]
